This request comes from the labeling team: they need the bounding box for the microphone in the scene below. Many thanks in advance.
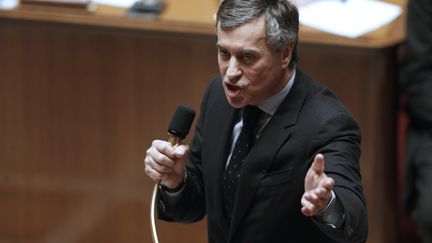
[167,105,196,147]
[150,105,196,243]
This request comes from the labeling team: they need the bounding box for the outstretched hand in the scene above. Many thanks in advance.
[301,153,334,217]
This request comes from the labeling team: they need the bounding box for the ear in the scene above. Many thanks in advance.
[280,43,293,68]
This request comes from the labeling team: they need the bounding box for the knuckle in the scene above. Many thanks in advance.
[154,153,166,164]
[145,167,152,174]
[146,148,152,156]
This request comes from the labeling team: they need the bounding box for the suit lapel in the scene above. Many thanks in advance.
[206,97,239,239]
[227,70,312,241]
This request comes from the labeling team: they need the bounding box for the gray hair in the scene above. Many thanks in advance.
[216,0,299,68]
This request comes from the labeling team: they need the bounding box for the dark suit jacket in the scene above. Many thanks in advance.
[158,69,368,243]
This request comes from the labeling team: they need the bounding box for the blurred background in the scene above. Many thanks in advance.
[0,0,422,242]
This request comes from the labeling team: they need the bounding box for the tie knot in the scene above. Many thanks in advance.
[242,106,262,128]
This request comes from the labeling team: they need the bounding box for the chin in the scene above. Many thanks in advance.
[225,97,245,109]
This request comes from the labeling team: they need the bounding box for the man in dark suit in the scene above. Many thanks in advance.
[144,0,368,242]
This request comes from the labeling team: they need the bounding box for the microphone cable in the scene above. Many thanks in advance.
[150,106,195,243]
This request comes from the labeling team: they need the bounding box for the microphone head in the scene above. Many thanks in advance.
[168,105,196,139]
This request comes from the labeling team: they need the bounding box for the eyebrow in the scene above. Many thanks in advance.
[216,44,259,55]
[216,44,225,50]
[239,50,258,56]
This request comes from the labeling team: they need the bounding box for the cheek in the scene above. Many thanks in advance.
[218,61,228,74]
[244,69,265,88]
[244,69,276,97]
[242,72,263,96]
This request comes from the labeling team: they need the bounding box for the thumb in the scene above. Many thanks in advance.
[174,144,189,158]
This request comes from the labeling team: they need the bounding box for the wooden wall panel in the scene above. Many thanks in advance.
[0,19,218,243]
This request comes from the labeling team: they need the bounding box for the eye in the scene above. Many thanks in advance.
[240,53,256,64]
[241,54,252,62]
[218,48,230,60]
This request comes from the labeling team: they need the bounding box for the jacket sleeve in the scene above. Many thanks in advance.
[310,111,368,243]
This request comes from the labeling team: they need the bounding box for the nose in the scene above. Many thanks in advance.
[225,57,241,81]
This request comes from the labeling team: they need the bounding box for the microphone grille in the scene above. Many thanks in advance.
[168,105,196,139]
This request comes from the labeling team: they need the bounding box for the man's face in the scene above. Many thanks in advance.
[216,15,292,108]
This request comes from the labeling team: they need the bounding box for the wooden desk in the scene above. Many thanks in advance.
[0,1,406,242]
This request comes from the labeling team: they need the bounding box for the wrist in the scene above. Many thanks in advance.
[161,171,188,193]
[317,190,336,215]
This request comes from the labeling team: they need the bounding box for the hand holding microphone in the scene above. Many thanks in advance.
[144,105,195,188]
[145,140,189,188]
[144,105,196,243]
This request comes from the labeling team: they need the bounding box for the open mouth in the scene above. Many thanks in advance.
[225,82,240,92]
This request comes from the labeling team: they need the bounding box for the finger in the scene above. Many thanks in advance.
[302,193,320,213]
[313,187,331,200]
[301,206,312,216]
[146,156,173,173]
[301,207,312,216]
[301,195,311,209]
[303,192,311,202]
[152,140,176,159]
[319,177,335,191]
[305,190,328,210]
[144,165,168,181]
[146,146,175,167]
[301,197,316,216]
[313,178,334,199]
[311,153,325,175]
[304,191,318,202]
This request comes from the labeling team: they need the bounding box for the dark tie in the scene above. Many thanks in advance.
[222,106,262,222]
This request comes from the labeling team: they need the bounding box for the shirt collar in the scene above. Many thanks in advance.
[257,69,296,116]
